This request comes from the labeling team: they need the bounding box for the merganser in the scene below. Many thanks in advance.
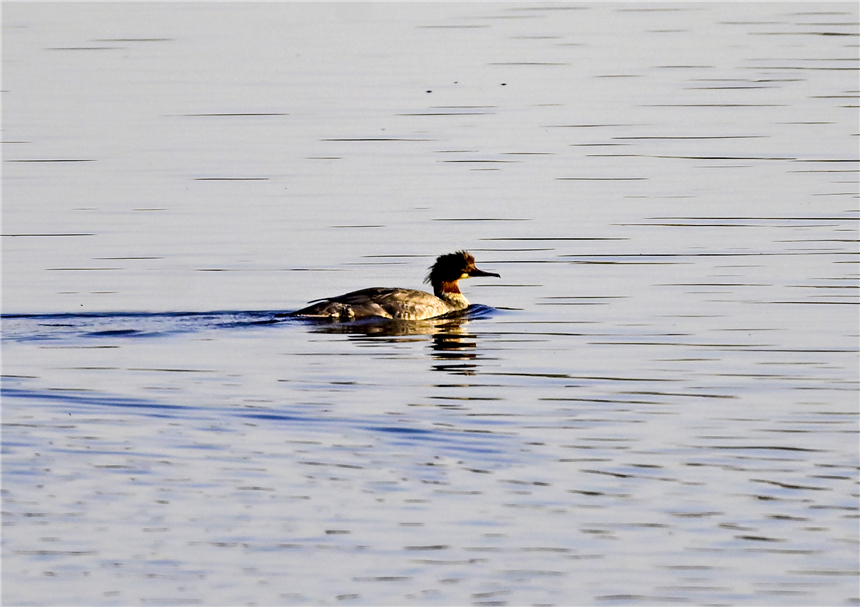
[291,250,500,321]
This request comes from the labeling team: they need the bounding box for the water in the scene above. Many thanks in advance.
[3,3,858,605]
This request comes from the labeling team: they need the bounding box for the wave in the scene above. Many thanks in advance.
[0,310,291,342]
[1,305,498,342]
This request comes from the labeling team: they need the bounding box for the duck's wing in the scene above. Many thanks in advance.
[347,288,454,320]
[291,288,383,319]
[294,288,452,320]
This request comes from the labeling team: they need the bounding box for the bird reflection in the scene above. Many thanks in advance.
[299,306,492,375]
[429,326,480,375]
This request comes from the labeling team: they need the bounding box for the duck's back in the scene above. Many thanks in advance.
[293,287,460,320]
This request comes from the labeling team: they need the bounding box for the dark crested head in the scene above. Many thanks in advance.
[424,250,500,288]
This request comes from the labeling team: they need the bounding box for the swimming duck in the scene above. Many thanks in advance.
[291,250,499,321]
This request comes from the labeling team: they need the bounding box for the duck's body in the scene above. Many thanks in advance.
[291,251,499,321]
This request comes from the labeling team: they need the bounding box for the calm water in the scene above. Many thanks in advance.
[3,3,858,605]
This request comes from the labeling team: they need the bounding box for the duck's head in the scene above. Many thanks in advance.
[424,250,500,295]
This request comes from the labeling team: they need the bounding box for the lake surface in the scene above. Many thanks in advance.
[2,3,858,605]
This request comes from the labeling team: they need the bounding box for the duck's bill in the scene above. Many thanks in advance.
[468,268,500,278]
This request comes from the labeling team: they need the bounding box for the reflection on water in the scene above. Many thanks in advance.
[295,305,495,375]
[430,328,482,375]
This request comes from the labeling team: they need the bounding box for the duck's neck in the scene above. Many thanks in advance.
[434,280,470,310]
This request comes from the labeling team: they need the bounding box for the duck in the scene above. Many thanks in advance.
[290,250,500,321]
